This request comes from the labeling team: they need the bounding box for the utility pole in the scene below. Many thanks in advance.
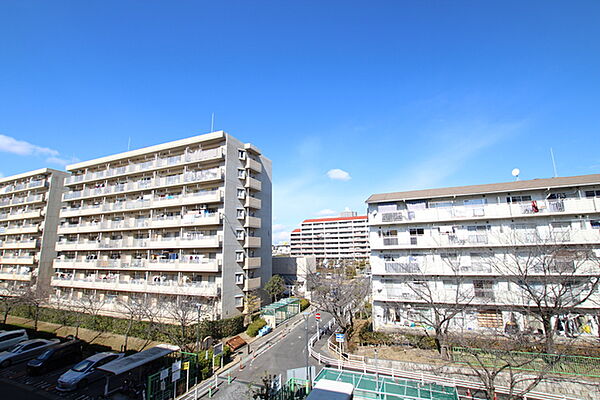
[303,312,310,386]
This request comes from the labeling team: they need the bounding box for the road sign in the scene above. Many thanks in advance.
[315,313,321,320]
[213,342,223,356]
[335,333,345,343]
[172,360,181,372]
[182,361,190,370]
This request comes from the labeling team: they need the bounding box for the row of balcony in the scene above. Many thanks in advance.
[0,224,41,235]
[53,257,222,272]
[58,213,221,234]
[372,197,600,225]
[0,194,45,208]
[0,239,39,250]
[246,158,262,173]
[0,271,32,281]
[243,277,261,291]
[371,229,600,250]
[0,209,43,222]
[63,168,222,201]
[51,277,220,296]
[66,148,224,185]
[61,190,222,218]
[245,177,262,192]
[0,180,47,196]
[55,235,222,251]
[0,255,36,265]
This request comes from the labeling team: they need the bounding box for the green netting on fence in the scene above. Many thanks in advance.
[452,346,600,378]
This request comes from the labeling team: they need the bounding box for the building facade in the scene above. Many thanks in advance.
[290,212,369,265]
[367,174,600,334]
[0,169,68,296]
[52,131,272,319]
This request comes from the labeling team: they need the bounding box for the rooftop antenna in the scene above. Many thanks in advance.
[512,168,520,181]
[127,137,131,151]
[550,148,558,177]
[210,112,215,132]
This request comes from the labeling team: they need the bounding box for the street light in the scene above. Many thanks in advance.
[195,303,202,353]
[374,348,378,383]
[302,311,311,386]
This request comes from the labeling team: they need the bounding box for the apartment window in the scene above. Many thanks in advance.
[236,230,245,240]
[237,188,246,199]
[236,251,244,262]
[585,190,600,198]
[238,150,246,160]
[235,295,244,307]
[591,220,600,229]
[236,209,245,219]
[506,195,531,203]
[235,273,244,284]
[409,228,424,245]
[238,169,246,179]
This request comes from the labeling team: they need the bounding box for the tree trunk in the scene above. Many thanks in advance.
[542,316,554,354]
[124,318,133,352]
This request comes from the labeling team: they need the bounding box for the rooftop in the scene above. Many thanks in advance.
[303,216,368,224]
[367,173,600,204]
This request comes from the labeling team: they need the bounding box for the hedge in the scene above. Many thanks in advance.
[246,318,267,337]
[299,298,310,311]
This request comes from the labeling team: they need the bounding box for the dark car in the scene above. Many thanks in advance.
[26,338,83,376]
[0,338,60,368]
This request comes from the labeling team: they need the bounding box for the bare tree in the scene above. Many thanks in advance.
[21,287,45,331]
[159,295,201,352]
[0,283,25,327]
[118,295,156,352]
[400,252,476,357]
[490,229,599,354]
[75,293,108,340]
[307,268,370,333]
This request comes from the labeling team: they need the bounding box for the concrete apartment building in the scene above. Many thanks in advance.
[367,174,600,334]
[52,131,272,319]
[290,211,369,266]
[0,168,68,296]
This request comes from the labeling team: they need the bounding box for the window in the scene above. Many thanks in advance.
[409,228,424,235]
[238,150,246,160]
[237,188,246,199]
[238,169,246,179]
[235,295,244,307]
[236,230,245,240]
[507,195,531,203]
[236,251,244,262]
[591,220,600,229]
[585,190,600,198]
[235,273,244,284]
[237,209,245,219]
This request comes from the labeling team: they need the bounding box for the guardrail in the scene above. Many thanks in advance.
[308,321,581,400]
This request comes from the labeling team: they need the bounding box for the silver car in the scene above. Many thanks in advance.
[0,338,60,368]
[56,352,124,391]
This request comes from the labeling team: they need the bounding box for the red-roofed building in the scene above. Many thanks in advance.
[290,211,369,264]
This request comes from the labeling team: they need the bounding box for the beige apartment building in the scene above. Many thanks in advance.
[290,211,369,266]
[52,131,271,319]
[0,168,68,296]
[368,174,600,335]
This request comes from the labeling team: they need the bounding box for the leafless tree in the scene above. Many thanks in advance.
[400,252,476,357]
[307,268,370,333]
[0,283,25,326]
[159,295,203,352]
[21,287,45,331]
[489,228,599,354]
[75,293,108,340]
[118,295,156,352]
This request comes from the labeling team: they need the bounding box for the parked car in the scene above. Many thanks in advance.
[0,338,60,368]
[26,338,83,375]
[56,352,124,392]
[0,329,28,351]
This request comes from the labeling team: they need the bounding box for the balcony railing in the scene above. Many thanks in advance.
[51,277,220,296]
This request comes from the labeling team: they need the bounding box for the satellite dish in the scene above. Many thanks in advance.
[512,168,520,177]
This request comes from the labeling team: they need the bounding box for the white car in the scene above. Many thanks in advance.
[57,352,124,391]
[0,330,28,351]
[0,338,60,368]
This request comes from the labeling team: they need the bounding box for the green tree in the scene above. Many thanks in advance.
[264,275,286,302]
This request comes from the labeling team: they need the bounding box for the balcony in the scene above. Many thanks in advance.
[245,196,262,209]
[0,210,42,222]
[243,277,261,291]
[60,190,223,218]
[51,277,220,296]
[0,194,45,209]
[245,177,262,191]
[244,257,261,269]
[63,168,222,201]
[0,256,35,265]
[0,239,39,250]
[244,236,261,248]
[65,148,224,185]
[0,224,40,235]
[370,197,600,225]
[0,180,47,195]
[53,257,221,272]
[245,158,262,173]
[244,216,261,229]
[0,272,32,281]
[56,235,222,251]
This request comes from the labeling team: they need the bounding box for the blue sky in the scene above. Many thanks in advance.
[1,1,599,243]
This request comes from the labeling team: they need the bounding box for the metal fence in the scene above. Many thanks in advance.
[147,351,211,400]
[452,346,600,378]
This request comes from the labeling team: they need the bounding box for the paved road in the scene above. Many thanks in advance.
[210,312,332,399]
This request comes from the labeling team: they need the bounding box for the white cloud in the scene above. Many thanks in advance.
[0,134,59,157]
[46,156,80,167]
[316,208,337,216]
[326,168,351,181]
[274,230,291,243]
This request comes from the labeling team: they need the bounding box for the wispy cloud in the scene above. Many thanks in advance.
[316,208,337,216]
[0,134,78,168]
[326,168,351,181]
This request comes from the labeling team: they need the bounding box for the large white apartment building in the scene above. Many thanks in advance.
[367,174,600,334]
[52,131,271,319]
[0,169,68,295]
[290,212,369,265]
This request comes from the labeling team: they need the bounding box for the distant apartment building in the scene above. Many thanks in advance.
[52,131,272,319]
[0,169,68,295]
[272,243,291,256]
[290,211,369,265]
[367,174,600,334]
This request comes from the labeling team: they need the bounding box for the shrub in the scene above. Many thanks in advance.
[299,298,310,311]
[246,318,267,337]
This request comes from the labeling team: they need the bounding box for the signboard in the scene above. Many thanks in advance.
[172,370,181,382]
[172,360,181,372]
[160,368,169,380]
[335,333,345,343]
[213,342,223,356]
[315,313,321,320]
[182,361,190,370]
